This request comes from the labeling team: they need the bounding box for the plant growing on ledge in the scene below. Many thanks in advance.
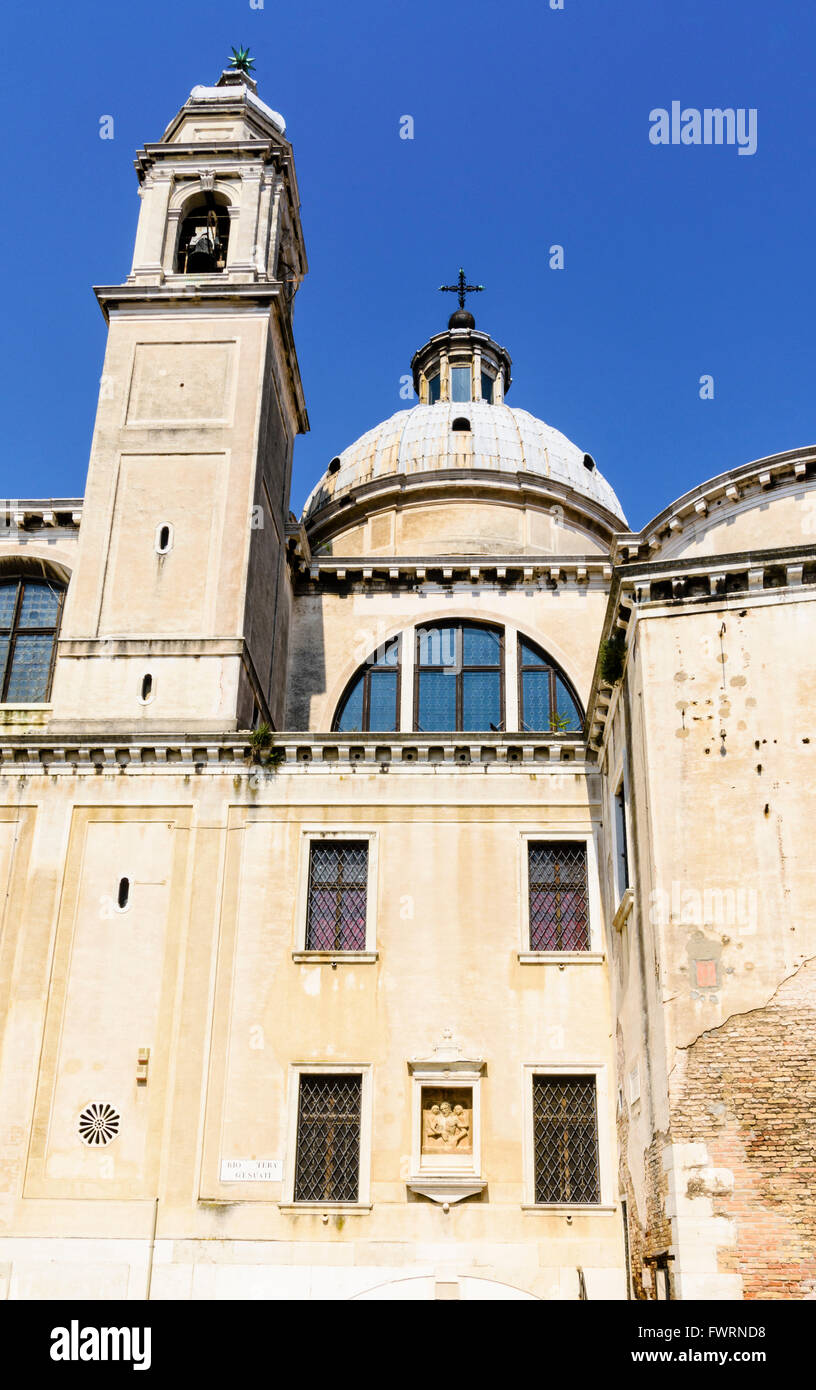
[599,630,627,685]
[247,722,284,768]
[548,710,575,733]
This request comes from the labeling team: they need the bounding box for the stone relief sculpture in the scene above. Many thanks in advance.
[422,1092,472,1153]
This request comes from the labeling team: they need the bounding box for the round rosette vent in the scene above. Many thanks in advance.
[78,1102,121,1147]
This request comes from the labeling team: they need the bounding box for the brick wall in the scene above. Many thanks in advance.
[671,958,816,1299]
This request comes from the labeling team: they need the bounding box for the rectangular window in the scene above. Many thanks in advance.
[614,779,630,892]
[305,841,368,951]
[532,1075,600,1205]
[480,371,493,403]
[293,1074,362,1203]
[528,842,590,951]
[450,366,471,402]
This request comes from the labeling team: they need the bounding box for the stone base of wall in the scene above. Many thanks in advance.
[0,1237,626,1301]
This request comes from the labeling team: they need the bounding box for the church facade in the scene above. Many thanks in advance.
[0,69,813,1301]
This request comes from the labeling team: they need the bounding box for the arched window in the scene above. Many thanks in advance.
[175,194,230,273]
[333,637,400,732]
[0,577,65,703]
[415,622,503,732]
[518,635,583,733]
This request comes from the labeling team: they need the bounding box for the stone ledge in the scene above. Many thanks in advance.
[517,952,606,966]
[277,1204,372,1216]
[612,888,635,933]
[0,732,593,775]
[291,951,378,965]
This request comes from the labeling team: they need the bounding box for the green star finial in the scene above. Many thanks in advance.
[228,46,256,75]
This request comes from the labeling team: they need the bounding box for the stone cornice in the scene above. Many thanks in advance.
[0,731,593,776]
[291,552,613,592]
[95,281,281,319]
[584,541,816,754]
[135,140,284,181]
[0,501,82,530]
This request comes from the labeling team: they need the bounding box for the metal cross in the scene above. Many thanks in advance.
[439,268,484,310]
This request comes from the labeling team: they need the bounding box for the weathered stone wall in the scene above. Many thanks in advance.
[603,579,816,1298]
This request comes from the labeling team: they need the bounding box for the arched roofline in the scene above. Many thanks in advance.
[629,445,816,559]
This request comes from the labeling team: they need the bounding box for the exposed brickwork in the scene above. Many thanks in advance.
[617,1028,673,1300]
[671,959,816,1300]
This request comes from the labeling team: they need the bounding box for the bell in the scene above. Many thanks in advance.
[185,210,223,272]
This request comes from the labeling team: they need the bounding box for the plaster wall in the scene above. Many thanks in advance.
[0,761,625,1299]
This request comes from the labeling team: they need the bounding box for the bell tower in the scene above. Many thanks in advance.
[50,61,308,732]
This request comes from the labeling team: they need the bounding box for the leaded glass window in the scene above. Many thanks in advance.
[0,578,65,703]
[518,637,583,733]
[293,1074,362,1203]
[528,842,590,951]
[415,622,503,732]
[306,841,368,951]
[334,637,400,732]
[533,1075,600,1205]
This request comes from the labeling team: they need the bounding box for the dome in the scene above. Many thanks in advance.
[302,401,627,524]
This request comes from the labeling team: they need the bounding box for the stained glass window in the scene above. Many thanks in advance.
[334,638,400,732]
[0,578,64,703]
[518,636,583,733]
[416,622,503,732]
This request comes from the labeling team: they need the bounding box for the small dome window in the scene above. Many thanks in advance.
[117,877,130,910]
[452,417,471,432]
[155,523,173,555]
[328,457,341,475]
[583,454,596,472]
[140,673,153,702]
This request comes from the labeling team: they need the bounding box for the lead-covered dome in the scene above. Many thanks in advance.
[303,400,627,524]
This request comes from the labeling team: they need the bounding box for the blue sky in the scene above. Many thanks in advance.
[3,0,814,529]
